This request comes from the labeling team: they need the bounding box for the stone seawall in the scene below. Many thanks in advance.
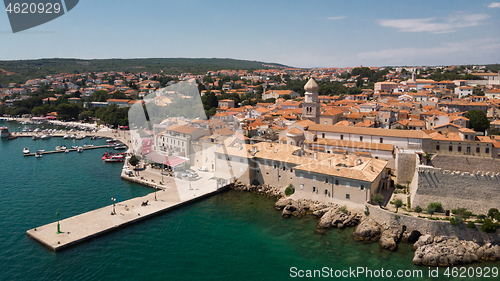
[367,205,500,244]
[412,166,500,214]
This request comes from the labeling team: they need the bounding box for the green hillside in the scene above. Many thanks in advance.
[0,58,290,86]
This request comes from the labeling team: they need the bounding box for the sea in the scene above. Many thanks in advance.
[0,121,498,281]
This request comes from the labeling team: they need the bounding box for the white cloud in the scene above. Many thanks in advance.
[488,2,500,8]
[378,13,490,33]
[357,38,500,65]
[327,16,346,20]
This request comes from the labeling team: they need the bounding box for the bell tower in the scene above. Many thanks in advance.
[302,78,321,124]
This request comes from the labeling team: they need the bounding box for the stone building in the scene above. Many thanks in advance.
[302,78,321,124]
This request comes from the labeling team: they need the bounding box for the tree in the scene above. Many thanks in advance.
[465,110,490,132]
[426,205,436,217]
[488,208,499,220]
[129,155,139,167]
[393,199,403,213]
[481,219,499,233]
[373,193,384,208]
[414,206,423,213]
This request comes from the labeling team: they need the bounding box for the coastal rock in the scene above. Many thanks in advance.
[352,218,381,242]
[312,207,332,217]
[275,197,294,210]
[413,234,434,250]
[379,227,402,251]
[412,237,480,266]
[317,209,360,229]
[282,204,305,218]
[476,243,500,261]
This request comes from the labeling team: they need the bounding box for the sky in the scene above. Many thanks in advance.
[0,0,499,68]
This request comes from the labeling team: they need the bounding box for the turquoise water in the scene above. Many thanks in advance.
[0,121,497,281]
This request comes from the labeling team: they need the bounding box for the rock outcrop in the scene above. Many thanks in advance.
[275,197,338,218]
[413,236,481,266]
[352,218,382,242]
[379,227,403,251]
[317,209,360,229]
[476,243,500,261]
[231,182,283,197]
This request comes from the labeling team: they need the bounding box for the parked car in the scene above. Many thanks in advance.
[198,166,208,172]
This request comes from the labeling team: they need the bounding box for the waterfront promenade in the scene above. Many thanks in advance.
[25,121,225,251]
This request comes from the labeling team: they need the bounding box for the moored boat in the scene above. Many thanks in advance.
[41,134,51,139]
[32,135,41,140]
[23,147,30,154]
[102,151,124,162]
[0,126,9,138]
[35,152,42,158]
[77,147,83,153]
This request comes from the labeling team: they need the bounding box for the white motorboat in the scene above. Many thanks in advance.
[55,146,61,151]
[23,147,30,154]
[32,135,41,140]
[41,134,51,139]
[77,147,83,153]
[0,127,9,138]
[61,145,67,150]
[63,134,70,139]
[35,152,42,158]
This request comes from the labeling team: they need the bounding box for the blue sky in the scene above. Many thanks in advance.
[0,0,499,68]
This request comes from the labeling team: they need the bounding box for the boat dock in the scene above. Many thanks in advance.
[24,145,109,156]
[27,183,228,252]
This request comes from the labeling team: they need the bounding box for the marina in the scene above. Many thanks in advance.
[23,144,109,156]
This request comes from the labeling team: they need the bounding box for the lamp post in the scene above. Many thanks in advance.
[56,211,61,234]
[111,197,116,215]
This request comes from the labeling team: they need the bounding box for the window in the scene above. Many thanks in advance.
[436,145,440,151]
[312,186,316,193]
[380,138,383,143]
[465,135,468,140]
[325,178,329,183]
[467,147,471,153]
[360,136,363,141]
[458,146,462,152]
[325,189,328,195]
[486,148,490,154]
[335,180,339,185]
[324,121,327,125]
[449,146,453,152]
[360,185,365,191]
[340,135,344,140]
[346,194,350,199]
[322,133,325,138]
[476,147,480,153]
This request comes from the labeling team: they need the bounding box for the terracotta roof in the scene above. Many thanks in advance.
[307,124,432,139]
[312,138,394,152]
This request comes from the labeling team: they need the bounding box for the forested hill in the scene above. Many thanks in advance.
[0,58,290,85]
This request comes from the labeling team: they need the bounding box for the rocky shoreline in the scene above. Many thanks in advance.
[230,182,500,266]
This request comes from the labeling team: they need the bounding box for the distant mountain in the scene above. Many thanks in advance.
[0,58,292,86]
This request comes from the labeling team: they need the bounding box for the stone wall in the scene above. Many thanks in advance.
[367,205,500,244]
[395,151,418,185]
[412,166,500,214]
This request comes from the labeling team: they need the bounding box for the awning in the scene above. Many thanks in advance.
[165,157,187,167]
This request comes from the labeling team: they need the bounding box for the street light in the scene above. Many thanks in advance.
[56,211,62,234]
[111,197,116,215]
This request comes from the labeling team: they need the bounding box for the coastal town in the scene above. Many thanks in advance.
[2,63,500,266]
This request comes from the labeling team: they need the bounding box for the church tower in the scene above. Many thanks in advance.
[302,78,321,124]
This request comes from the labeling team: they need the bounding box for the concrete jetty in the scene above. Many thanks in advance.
[27,181,227,252]
[24,145,110,156]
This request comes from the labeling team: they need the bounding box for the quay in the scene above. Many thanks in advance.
[27,182,228,252]
[27,153,228,252]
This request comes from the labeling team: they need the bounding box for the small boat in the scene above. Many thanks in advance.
[55,146,61,151]
[0,127,9,138]
[76,135,85,140]
[114,144,127,150]
[35,152,42,158]
[106,138,116,143]
[77,147,83,153]
[71,146,78,149]
[41,134,51,139]
[37,149,45,153]
[102,151,124,162]
[61,145,67,150]
[23,147,30,154]
[63,134,70,139]
[32,135,41,140]
[70,134,77,139]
